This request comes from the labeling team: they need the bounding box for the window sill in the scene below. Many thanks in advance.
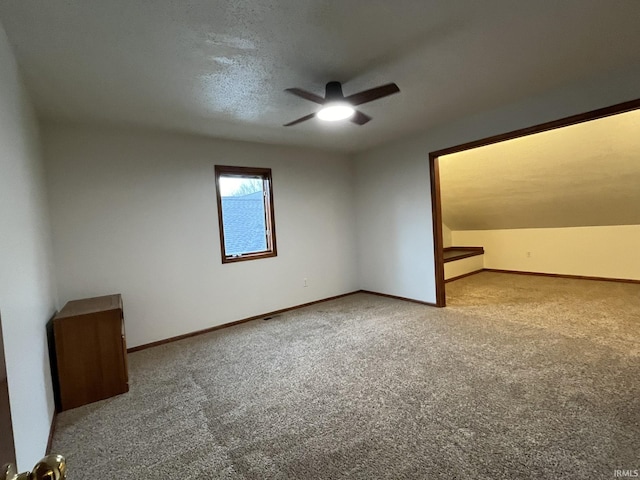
[222,251,277,264]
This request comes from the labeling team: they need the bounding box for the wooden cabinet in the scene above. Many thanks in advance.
[53,294,129,411]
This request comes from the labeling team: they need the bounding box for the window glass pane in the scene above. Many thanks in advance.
[219,175,267,256]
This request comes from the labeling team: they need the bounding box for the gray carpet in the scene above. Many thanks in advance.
[52,272,640,479]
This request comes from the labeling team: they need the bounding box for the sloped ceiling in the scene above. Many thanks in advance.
[0,0,640,152]
[440,109,640,231]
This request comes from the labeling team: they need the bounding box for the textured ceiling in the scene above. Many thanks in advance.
[1,0,640,152]
[440,109,640,230]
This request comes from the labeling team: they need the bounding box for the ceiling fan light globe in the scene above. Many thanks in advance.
[317,103,355,121]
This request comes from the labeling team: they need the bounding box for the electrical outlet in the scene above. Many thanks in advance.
[303,278,308,287]
[526,251,531,258]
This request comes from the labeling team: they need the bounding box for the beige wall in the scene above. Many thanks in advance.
[444,255,484,281]
[452,225,640,281]
[0,24,57,470]
[442,224,453,248]
[43,123,358,348]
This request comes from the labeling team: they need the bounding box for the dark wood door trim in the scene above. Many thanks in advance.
[0,312,17,468]
[428,98,640,307]
[429,155,446,307]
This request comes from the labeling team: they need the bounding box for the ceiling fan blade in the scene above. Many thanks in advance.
[345,83,400,106]
[285,88,325,104]
[283,112,316,127]
[350,110,372,125]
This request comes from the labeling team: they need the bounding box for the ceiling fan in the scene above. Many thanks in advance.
[283,81,400,127]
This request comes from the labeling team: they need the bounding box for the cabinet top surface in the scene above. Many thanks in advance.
[55,294,122,319]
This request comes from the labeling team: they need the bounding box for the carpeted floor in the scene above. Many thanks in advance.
[51,272,640,479]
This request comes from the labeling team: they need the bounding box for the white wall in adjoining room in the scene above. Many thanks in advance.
[0,24,58,470]
[43,123,358,348]
[452,226,640,281]
[353,64,640,304]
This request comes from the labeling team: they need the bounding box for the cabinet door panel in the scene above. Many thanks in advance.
[54,296,128,411]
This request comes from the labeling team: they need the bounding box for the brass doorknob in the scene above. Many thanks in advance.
[1,454,66,480]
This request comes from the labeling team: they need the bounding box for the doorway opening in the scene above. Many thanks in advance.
[429,98,640,307]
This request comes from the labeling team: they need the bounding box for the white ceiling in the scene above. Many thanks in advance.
[440,109,640,230]
[1,0,640,153]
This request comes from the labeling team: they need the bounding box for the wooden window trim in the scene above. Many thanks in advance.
[214,165,277,264]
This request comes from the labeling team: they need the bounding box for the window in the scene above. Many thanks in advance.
[214,165,277,263]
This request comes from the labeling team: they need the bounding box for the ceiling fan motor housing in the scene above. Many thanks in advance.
[325,81,345,101]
